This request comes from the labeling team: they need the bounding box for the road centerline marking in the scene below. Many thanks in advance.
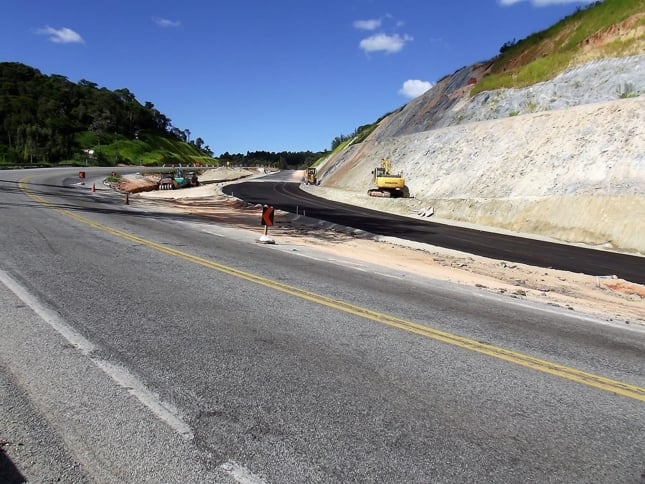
[19,178,645,402]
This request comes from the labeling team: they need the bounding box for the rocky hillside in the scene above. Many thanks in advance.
[313,8,644,255]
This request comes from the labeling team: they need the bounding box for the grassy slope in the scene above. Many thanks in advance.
[472,0,644,95]
[73,130,215,167]
[312,108,405,166]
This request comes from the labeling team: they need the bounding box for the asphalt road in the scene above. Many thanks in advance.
[1,168,644,483]
[222,177,645,285]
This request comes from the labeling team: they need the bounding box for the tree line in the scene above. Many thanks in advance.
[217,150,323,169]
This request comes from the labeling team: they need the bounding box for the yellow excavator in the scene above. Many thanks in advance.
[304,167,318,185]
[368,158,409,198]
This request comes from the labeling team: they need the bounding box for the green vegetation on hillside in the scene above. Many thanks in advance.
[0,62,215,167]
[309,106,403,168]
[326,107,402,159]
[473,0,644,94]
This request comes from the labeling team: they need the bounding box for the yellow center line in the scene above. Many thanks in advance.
[19,178,645,402]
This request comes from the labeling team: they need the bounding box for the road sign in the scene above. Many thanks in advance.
[261,205,274,226]
[79,171,85,179]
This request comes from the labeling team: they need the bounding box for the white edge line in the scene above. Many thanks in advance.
[0,268,194,441]
[0,269,96,355]
[94,359,194,440]
[219,460,268,484]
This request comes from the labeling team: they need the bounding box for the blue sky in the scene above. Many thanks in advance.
[2,0,596,155]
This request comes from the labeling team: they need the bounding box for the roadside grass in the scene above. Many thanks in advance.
[106,172,121,183]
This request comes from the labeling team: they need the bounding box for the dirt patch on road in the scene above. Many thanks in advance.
[117,174,159,193]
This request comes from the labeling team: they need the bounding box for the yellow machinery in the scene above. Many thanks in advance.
[368,158,409,197]
[305,167,318,185]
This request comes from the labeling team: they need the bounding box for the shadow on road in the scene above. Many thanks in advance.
[0,449,26,484]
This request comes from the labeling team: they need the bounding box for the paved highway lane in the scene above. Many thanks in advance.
[222,179,645,285]
[1,168,644,483]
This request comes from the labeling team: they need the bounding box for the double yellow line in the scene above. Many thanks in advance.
[20,178,645,402]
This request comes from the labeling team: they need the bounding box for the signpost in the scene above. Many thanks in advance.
[261,205,274,227]
[259,205,275,244]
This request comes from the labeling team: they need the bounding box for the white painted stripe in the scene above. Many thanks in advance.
[0,268,194,440]
[0,269,96,355]
[219,460,268,484]
[94,359,194,440]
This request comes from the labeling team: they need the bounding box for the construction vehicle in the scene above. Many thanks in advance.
[304,167,318,185]
[158,168,199,190]
[367,158,409,198]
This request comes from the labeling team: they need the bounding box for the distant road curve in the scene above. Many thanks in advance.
[223,180,645,285]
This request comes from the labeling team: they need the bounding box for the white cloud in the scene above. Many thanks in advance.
[36,26,84,44]
[153,17,181,28]
[399,79,433,99]
[359,33,412,54]
[353,18,382,31]
[499,0,595,6]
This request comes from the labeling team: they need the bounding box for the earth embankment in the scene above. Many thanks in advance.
[317,56,645,254]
